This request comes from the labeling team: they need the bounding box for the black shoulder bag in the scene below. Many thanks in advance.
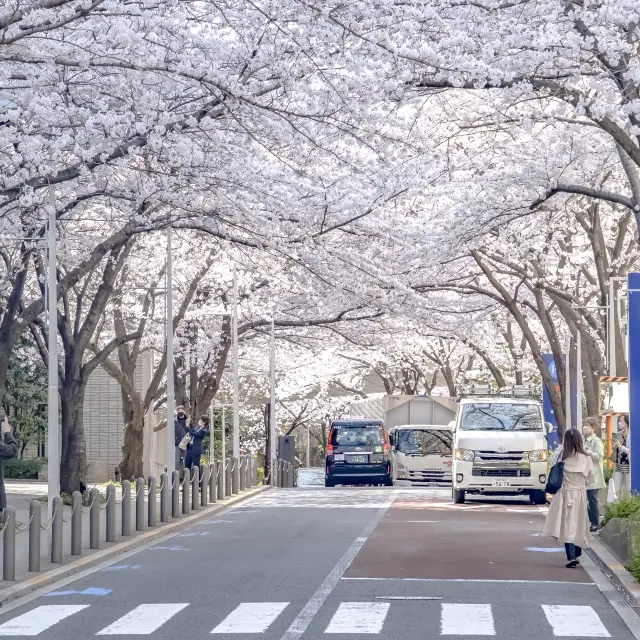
[545,460,564,495]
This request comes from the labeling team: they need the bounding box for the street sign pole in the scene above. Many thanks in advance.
[232,268,240,459]
[565,335,572,430]
[628,273,640,492]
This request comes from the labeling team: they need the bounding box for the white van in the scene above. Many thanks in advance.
[451,391,552,504]
[389,424,453,487]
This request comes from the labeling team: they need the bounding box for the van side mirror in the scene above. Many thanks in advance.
[544,422,554,435]
[448,420,456,431]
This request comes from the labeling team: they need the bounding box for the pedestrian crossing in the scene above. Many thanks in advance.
[0,601,613,636]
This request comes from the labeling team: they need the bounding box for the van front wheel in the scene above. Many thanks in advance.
[530,490,547,505]
[453,488,466,504]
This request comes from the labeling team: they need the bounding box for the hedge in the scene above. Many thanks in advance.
[4,457,45,479]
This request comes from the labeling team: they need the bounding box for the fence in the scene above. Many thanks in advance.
[269,459,296,488]
[0,454,268,582]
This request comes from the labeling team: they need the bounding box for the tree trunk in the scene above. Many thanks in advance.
[119,392,145,480]
[59,380,87,494]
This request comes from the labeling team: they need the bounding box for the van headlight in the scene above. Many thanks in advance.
[528,450,548,462]
[455,449,475,462]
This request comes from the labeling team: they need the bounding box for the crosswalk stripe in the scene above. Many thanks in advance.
[97,603,189,635]
[441,604,495,636]
[0,605,89,636]
[542,605,611,637]
[325,602,390,634]
[211,603,289,634]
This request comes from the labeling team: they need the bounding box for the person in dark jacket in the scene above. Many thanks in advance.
[185,415,210,470]
[174,406,190,470]
[0,417,18,514]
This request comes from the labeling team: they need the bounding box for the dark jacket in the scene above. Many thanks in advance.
[0,432,18,510]
[187,425,209,457]
[174,417,188,447]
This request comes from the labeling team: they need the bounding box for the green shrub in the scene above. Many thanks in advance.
[604,465,613,485]
[604,494,640,524]
[257,466,264,485]
[4,457,44,479]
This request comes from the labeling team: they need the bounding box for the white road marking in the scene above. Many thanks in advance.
[325,602,389,634]
[278,504,390,640]
[441,604,495,636]
[0,605,89,635]
[375,596,442,600]
[341,577,593,585]
[97,603,189,635]
[542,605,611,637]
[212,603,289,633]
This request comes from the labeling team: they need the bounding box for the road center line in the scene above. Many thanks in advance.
[278,503,390,640]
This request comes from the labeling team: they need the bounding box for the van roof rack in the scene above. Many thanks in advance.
[459,384,540,400]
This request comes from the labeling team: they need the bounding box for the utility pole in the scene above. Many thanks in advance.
[209,400,214,462]
[221,405,226,495]
[47,186,60,516]
[269,315,276,476]
[166,228,175,475]
[306,425,310,468]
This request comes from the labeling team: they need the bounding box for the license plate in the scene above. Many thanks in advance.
[334,454,344,462]
[348,455,368,464]
[492,479,510,488]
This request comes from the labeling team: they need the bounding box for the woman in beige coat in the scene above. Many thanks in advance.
[543,429,595,568]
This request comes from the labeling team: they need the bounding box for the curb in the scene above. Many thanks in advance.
[589,534,640,604]
[0,485,271,607]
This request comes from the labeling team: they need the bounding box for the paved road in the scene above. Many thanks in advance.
[0,487,637,639]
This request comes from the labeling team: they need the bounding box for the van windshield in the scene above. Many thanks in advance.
[330,426,384,447]
[396,429,452,456]
[460,403,542,431]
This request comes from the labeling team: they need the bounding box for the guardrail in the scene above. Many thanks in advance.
[0,454,259,582]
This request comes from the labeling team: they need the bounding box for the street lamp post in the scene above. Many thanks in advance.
[269,314,276,481]
[166,228,175,475]
[47,186,60,515]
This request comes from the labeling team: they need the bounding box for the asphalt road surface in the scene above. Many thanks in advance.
[0,487,637,639]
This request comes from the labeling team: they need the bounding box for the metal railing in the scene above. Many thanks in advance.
[1,454,260,582]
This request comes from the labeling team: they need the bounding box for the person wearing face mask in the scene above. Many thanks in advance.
[185,415,210,470]
[582,417,605,532]
[174,406,190,470]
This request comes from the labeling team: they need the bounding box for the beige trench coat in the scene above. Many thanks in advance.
[543,453,594,549]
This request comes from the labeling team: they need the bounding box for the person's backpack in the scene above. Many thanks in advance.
[545,461,564,495]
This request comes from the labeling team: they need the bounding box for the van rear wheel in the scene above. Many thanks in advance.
[453,488,465,504]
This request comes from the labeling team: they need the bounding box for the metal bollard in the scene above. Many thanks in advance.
[71,491,82,555]
[122,480,131,536]
[148,476,157,528]
[246,455,251,488]
[232,457,239,495]
[106,484,116,542]
[136,478,146,531]
[225,460,232,497]
[201,464,209,506]
[172,470,180,518]
[182,467,191,515]
[252,457,258,487]
[271,459,276,487]
[279,460,285,488]
[51,496,63,563]
[191,466,199,511]
[3,507,15,580]
[90,488,100,549]
[289,463,295,488]
[239,456,246,492]
[217,461,224,500]
[28,501,41,572]
[209,462,217,504]
[160,472,169,523]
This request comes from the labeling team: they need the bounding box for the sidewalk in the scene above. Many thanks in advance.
[0,480,267,603]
